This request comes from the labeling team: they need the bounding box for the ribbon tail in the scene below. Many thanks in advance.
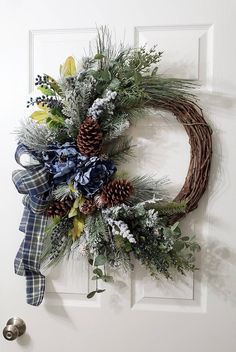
[15,208,48,306]
[25,271,45,306]
[14,239,25,276]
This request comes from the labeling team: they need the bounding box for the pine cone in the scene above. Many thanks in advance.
[46,198,73,217]
[77,117,103,156]
[79,198,97,215]
[97,179,134,207]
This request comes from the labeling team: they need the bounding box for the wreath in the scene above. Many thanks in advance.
[13,27,212,305]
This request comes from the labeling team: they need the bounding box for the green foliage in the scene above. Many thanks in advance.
[132,220,200,278]
[85,27,164,122]
[124,46,163,74]
[102,203,200,279]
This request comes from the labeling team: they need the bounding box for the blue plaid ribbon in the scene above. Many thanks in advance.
[12,144,51,306]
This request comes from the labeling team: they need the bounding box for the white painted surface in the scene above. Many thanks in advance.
[0,0,236,351]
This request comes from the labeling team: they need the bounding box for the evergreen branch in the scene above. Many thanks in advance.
[103,136,134,164]
[129,175,169,205]
[46,237,73,268]
[144,201,186,216]
[15,118,56,151]
[52,184,78,201]
[95,26,124,69]
[140,76,199,105]
[61,75,97,137]
[126,107,148,125]
[85,211,109,251]
[101,115,130,140]
[43,236,73,268]
[41,218,73,268]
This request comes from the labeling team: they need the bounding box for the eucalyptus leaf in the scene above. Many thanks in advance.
[87,291,96,299]
[96,82,106,94]
[108,78,121,90]
[96,289,106,294]
[174,227,181,236]
[171,222,179,232]
[89,70,100,79]
[190,243,201,252]
[94,255,107,266]
[173,241,185,251]
[93,268,103,277]
[100,69,111,82]
[163,228,172,237]
[94,53,105,60]
[102,275,114,283]
[181,236,190,241]
[151,66,158,76]
[88,258,94,266]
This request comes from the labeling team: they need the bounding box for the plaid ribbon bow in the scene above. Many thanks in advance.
[12,144,51,306]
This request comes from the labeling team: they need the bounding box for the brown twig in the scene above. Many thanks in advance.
[149,100,212,223]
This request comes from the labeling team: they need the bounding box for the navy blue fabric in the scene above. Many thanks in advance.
[13,144,50,306]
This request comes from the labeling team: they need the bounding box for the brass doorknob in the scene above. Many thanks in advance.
[2,317,26,341]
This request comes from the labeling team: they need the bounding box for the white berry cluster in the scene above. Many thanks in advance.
[106,218,136,244]
[88,90,117,119]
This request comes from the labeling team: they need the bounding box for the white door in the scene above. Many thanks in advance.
[1,0,236,351]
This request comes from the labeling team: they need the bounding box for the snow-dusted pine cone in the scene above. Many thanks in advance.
[46,198,73,217]
[97,179,134,207]
[80,198,97,215]
[76,117,103,156]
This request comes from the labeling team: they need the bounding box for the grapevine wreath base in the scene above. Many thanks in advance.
[13,27,212,305]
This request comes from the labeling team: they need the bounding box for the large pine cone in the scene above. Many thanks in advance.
[46,198,73,217]
[79,198,97,215]
[97,179,134,207]
[77,117,103,156]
